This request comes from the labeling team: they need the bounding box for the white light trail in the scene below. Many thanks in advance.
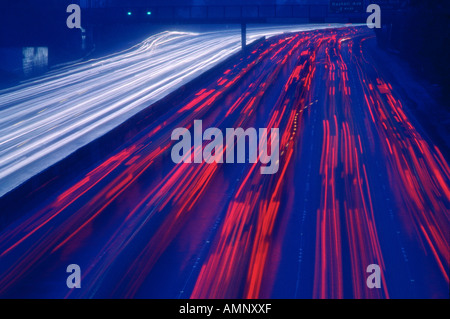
[0,24,347,196]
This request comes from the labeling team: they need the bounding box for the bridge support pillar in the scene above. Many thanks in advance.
[241,23,246,50]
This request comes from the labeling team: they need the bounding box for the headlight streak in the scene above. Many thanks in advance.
[0,25,344,197]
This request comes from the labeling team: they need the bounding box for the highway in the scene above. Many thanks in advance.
[0,24,344,197]
[0,26,448,298]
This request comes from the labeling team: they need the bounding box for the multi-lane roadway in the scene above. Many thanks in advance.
[0,26,448,298]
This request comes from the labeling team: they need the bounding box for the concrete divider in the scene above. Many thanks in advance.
[0,36,267,229]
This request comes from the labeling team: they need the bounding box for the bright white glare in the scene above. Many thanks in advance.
[0,24,348,196]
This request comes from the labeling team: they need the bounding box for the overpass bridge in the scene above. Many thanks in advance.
[0,0,404,77]
[82,3,368,49]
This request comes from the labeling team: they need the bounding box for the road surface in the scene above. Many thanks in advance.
[0,26,448,298]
